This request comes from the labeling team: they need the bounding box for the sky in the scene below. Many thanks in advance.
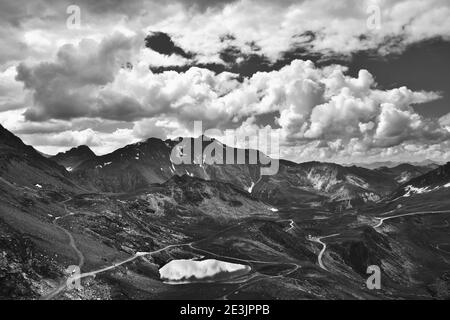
[0,0,450,164]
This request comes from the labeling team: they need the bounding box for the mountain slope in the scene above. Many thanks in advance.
[253,161,398,208]
[71,135,399,206]
[352,160,441,170]
[145,174,274,222]
[392,162,450,198]
[0,125,81,193]
[73,136,264,193]
[376,163,432,184]
[51,145,96,172]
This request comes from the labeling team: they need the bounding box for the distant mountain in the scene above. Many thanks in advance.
[70,135,399,207]
[351,160,441,170]
[350,161,400,169]
[376,163,433,184]
[0,124,80,193]
[253,161,398,209]
[51,145,96,172]
[72,136,264,193]
[0,125,405,207]
[392,162,450,198]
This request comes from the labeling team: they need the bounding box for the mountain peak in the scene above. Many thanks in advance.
[55,145,96,158]
[144,137,165,145]
[0,124,32,151]
[51,145,97,172]
[73,145,95,156]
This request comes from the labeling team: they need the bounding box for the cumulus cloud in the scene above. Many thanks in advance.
[1,0,450,67]
[147,0,450,64]
[0,66,29,112]
[16,35,242,126]
[2,0,450,162]
[12,31,448,160]
[20,127,139,156]
[16,33,141,121]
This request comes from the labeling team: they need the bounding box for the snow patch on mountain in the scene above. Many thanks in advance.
[403,185,432,197]
[345,175,369,189]
[307,171,340,191]
[397,172,412,183]
[95,161,112,169]
[361,192,380,202]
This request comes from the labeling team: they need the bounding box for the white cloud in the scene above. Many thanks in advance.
[146,0,450,62]
[2,0,450,162]
[0,66,29,112]
[7,31,447,160]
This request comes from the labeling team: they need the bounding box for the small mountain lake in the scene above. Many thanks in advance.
[159,259,251,284]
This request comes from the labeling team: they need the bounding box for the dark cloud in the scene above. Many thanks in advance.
[13,122,71,135]
[0,28,29,64]
[15,33,139,122]
[145,32,195,59]
[150,41,272,79]
[148,31,342,78]
[150,63,221,75]
[219,33,236,42]
[0,0,239,32]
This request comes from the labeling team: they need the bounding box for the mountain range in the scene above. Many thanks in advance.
[44,132,432,208]
[1,123,450,300]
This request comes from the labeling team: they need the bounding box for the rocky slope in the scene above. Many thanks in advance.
[0,125,81,193]
[392,162,450,198]
[376,163,432,184]
[68,135,398,206]
[252,161,398,208]
[51,145,96,172]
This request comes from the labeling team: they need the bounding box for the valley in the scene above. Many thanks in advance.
[1,124,450,300]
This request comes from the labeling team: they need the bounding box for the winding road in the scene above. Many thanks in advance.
[47,196,450,300]
[307,234,340,271]
[42,211,306,300]
[54,204,86,268]
[220,262,300,300]
[285,219,296,231]
[42,200,96,300]
[42,242,191,300]
[374,210,450,228]
[43,192,450,301]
